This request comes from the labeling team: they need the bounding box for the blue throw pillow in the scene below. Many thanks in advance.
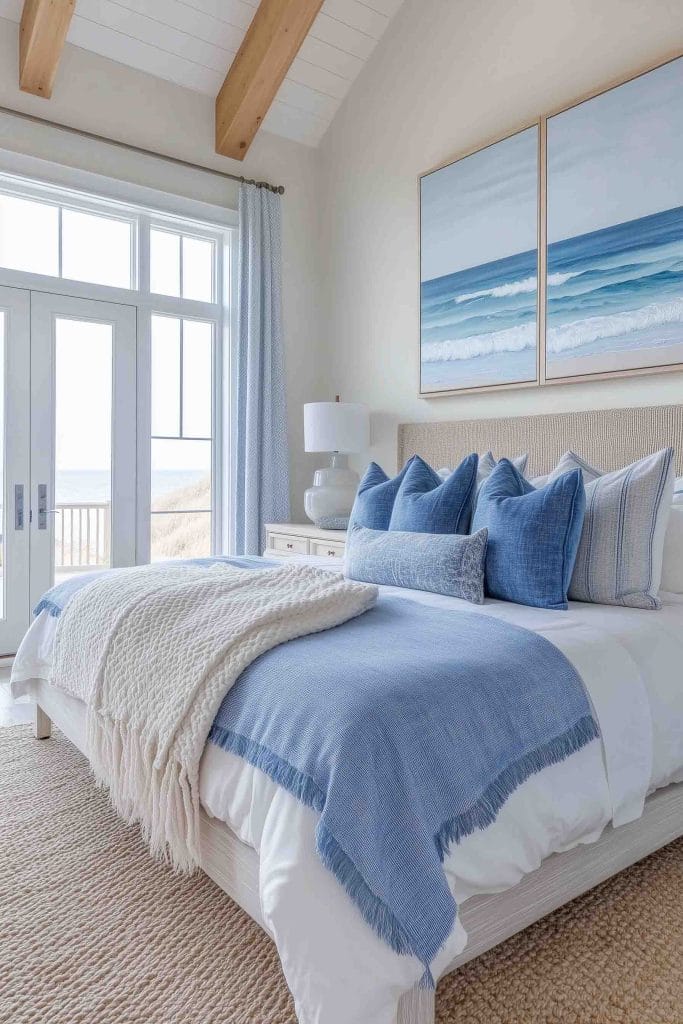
[345,524,488,603]
[472,459,585,610]
[349,456,417,531]
[389,453,478,534]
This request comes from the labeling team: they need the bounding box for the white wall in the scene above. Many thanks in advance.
[0,19,326,519]
[320,0,683,473]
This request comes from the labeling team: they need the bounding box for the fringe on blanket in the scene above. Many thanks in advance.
[209,714,600,984]
[86,711,201,872]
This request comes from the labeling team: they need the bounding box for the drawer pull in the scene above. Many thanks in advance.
[286,542,294,550]
[327,549,336,556]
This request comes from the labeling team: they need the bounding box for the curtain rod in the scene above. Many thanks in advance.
[0,102,285,195]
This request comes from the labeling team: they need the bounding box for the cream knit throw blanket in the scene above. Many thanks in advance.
[50,561,377,870]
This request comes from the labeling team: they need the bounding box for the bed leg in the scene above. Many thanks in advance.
[34,704,52,740]
[396,985,435,1024]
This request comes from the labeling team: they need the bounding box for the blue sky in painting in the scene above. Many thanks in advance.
[548,57,683,243]
[420,126,537,282]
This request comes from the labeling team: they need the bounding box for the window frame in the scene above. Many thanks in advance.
[149,311,215,563]
[0,167,236,565]
[148,224,218,304]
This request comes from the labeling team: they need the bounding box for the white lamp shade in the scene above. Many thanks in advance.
[304,402,370,453]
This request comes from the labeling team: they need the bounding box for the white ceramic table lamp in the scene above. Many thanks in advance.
[304,399,369,529]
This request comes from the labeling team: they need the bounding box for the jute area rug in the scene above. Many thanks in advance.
[1,724,681,1024]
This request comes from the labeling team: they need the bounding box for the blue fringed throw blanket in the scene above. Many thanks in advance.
[40,561,598,980]
[209,592,599,980]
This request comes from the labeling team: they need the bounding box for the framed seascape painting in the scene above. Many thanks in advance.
[545,55,683,382]
[419,125,539,396]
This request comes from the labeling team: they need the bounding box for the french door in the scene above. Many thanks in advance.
[0,287,31,654]
[0,288,137,654]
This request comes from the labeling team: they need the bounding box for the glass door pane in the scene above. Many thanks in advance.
[0,287,30,655]
[54,319,113,581]
[149,314,214,562]
[30,293,136,609]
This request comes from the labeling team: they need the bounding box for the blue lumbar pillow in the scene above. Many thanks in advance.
[345,524,488,603]
[471,459,585,610]
[389,453,478,534]
[349,456,418,531]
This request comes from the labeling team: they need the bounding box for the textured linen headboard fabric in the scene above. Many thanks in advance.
[397,405,683,477]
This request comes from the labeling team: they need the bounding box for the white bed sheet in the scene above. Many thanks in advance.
[11,558,683,1024]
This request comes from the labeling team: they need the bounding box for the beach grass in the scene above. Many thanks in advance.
[151,476,212,560]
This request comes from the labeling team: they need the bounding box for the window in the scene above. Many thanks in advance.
[0,191,134,288]
[0,194,59,276]
[61,209,133,288]
[150,315,214,561]
[0,173,231,566]
[150,228,214,302]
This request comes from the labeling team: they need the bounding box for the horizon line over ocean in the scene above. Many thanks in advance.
[56,468,209,504]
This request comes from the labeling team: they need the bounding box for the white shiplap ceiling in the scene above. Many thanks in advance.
[0,0,405,147]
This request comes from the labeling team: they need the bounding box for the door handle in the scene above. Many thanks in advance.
[37,484,61,529]
[37,483,49,530]
[14,484,24,530]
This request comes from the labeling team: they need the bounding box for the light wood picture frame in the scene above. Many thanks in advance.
[544,54,683,385]
[419,50,683,398]
[419,124,540,397]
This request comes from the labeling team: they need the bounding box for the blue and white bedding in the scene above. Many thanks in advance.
[11,555,683,1024]
[210,594,597,980]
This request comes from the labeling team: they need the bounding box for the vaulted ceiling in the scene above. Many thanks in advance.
[0,0,405,151]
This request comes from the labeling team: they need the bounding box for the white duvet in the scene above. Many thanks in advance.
[11,556,683,1024]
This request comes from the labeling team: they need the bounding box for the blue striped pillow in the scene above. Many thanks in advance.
[547,449,674,609]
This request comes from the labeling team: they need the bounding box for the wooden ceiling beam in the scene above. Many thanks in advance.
[20,0,75,99]
[215,0,323,160]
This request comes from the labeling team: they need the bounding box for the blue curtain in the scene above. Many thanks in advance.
[234,183,290,555]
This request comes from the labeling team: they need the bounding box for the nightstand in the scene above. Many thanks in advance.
[264,523,347,559]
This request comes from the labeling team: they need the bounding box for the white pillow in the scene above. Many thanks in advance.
[673,476,683,505]
[438,452,528,488]
[661,506,683,593]
[477,451,528,488]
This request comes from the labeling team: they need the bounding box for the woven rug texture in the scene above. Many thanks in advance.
[1,725,681,1024]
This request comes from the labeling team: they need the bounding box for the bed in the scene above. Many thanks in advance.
[11,404,683,1024]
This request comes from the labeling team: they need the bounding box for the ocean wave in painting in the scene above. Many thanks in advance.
[545,205,683,370]
[420,205,683,388]
[454,271,578,305]
[422,324,535,362]
[547,298,683,354]
[422,298,683,363]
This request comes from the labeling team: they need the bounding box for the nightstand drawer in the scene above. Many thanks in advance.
[310,540,346,559]
[268,532,309,555]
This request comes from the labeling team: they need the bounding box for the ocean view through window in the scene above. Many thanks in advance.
[0,170,233,615]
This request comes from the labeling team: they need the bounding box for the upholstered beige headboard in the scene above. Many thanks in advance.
[397,405,683,477]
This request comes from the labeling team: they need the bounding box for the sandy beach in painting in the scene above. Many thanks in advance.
[548,342,683,380]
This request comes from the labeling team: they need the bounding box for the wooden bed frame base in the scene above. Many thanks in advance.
[31,685,683,1024]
